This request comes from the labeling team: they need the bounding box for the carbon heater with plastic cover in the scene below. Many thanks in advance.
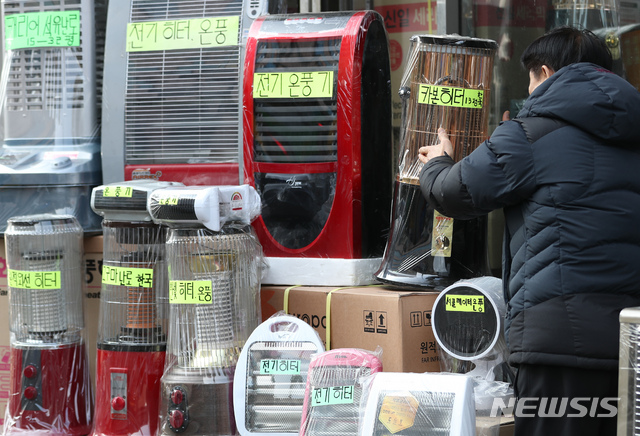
[148,185,262,435]
[0,0,107,234]
[233,313,325,435]
[90,180,183,436]
[4,214,93,435]
[375,34,497,290]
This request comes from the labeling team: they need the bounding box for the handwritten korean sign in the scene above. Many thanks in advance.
[4,11,80,50]
[253,71,334,99]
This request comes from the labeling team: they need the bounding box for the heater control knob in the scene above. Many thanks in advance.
[111,396,126,411]
[24,386,37,401]
[169,410,185,429]
[23,365,37,379]
[171,389,184,405]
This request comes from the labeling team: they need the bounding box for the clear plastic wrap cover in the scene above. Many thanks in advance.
[398,34,498,182]
[299,347,383,436]
[233,311,325,435]
[0,1,105,234]
[3,214,93,435]
[617,307,640,435]
[358,372,476,436]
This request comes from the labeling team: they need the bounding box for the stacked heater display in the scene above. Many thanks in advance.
[4,214,92,435]
[101,0,267,185]
[0,0,107,234]
[90,181,181,436]
[376,35,498,290]
[148,186,262,435]
[243,11,392,283]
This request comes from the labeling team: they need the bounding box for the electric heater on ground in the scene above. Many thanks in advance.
[90,180,183,436]
[101,0,269,186]
[233,314,325,435]
[359,372,475,436]
[4,214,93,435]
[148,185,262,435]
[299,348,383,436]
[243,11,393,286]
[0,0,107,234]
[375,34,498,290]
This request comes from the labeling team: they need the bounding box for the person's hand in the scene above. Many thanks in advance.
[418,128,454,164]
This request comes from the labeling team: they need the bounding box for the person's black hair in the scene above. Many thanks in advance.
[521,26,613,75]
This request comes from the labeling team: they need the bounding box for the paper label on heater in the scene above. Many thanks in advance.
[311,386,354,406]
[260,359,301,375]
[431,211,453,257]
[103,186,133,197]
[418,84,484,108]
[126,16,240,52]
[169,280,212,304]
[158,197,179,205]
[378,393,419,433]
[102,265,153,288]
[253,71,334,99]
[445,294,485,312]
[4,11,81,50]
[7,269,60,289]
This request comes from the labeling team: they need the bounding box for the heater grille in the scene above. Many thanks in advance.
[124,0,244,165]
[253,38,341,163]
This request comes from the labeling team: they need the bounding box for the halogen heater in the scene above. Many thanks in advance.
[375,35,498,290]
[233,314,325,435]
[299,348,383,436]
[617,307,640,435]
[148,185,262,435]
[359,372,475,436]
[89,180,183,436]
[4,214,92,435]
[0,0,107,234]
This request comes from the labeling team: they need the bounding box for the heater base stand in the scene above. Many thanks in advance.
[263,257,382,286]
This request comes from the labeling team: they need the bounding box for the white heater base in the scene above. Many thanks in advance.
[262,257,383,286]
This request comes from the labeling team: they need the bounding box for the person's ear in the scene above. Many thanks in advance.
[540,65,555,80]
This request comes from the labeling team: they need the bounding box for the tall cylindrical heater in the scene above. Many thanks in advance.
[148,185,262,435]
[89,180,182,436]
[4,214,92,435]
[375,35,498,290]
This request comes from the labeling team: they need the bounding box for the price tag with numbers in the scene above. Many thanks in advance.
[4,11,81,50]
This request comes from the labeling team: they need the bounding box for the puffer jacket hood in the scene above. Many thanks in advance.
[519,62,640,145]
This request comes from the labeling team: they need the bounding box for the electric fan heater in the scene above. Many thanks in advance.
[299,348,383,436]
[90,180,182,436]
[360,372,475,436]
[243,11,392,284]
[4,214,92,435]
[101,0,268,186]
[375,35,498,290]
[0,0,107,234]
[233,314,325,435]
[148,185,262,435]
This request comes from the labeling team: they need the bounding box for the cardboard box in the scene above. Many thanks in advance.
[261,285,442,373]
[0,235,103,427]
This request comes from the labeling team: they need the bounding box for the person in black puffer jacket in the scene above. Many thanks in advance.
[418,26,640,436]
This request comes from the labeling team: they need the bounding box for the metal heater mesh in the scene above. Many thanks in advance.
[98,221,169,346]
[166,227,262,371]
[398,35,497,182]
[5,215,84,344]
[245,343,316,432]
[617,310,640,436]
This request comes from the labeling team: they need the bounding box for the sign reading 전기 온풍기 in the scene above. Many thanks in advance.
[253,71,334,99]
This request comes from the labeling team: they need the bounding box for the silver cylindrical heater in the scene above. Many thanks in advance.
[4,214,92,435]
[149,185,262,436]
[617,307,640,436]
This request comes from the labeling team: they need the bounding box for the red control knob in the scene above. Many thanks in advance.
[24,386,37,401]
[170,410,185,429]
[171,389,184,405]
[111,396,126,411]
[23,365,37,379]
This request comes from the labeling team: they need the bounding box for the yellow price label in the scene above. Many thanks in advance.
[169,280,212,304]
[8,269,61,289]
[102,265,154,288]
[4,11,81,50]
[253,71,334,99]
[103,186,133,198]
[126,16,240,52]
[378,394,419,433]
[158,197,179,205]
[445,294,485,312]
[418,84,484,108]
